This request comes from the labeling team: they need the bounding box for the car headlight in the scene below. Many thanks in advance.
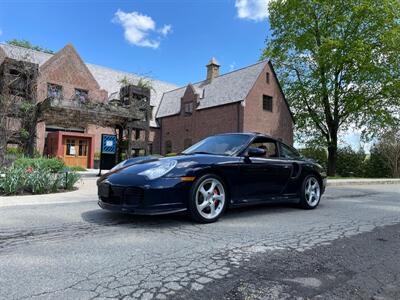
[138,160,177,180]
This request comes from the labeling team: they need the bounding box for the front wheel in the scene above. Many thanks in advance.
[299,175,321,209]
[188,174,228,223]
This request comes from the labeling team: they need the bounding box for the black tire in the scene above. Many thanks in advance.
[188,174,228,223]
[299,175,321,209]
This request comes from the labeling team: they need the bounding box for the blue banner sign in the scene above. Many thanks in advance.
[101,134,117,154]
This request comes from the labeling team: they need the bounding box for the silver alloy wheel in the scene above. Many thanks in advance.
[195,178,225,220]
[305,177,321,207]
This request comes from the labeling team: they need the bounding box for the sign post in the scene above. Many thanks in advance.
[98,134,117,176]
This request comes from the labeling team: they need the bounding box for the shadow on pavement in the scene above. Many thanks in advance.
[81,200,303,228]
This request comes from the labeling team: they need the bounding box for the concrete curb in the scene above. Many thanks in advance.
[77,169,110,178]
[327,179,400,187]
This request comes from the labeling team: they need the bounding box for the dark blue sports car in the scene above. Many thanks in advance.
[97,133,326,223]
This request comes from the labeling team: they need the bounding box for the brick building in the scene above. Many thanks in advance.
[0,43,294,167]
[156,58,294,154]
[0,43,177,167]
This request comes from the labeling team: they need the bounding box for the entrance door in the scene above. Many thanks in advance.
[63,138,89,168]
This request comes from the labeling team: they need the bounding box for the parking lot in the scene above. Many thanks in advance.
[0,181,399,299]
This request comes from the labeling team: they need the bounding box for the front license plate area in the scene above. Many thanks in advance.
[99,184,110,198]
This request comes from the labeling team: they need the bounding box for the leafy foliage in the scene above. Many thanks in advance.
[13,157,65,173]
[298,147,328,170]
[64,172,81,190]
[67,166,87,172]
[262,0,400,175]
[373,127,400,177]
[7,39,54,54]
[363,146,392,178]
[0,163,81,195]
[336,146,365,177]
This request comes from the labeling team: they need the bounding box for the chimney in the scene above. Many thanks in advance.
[206,57,220,81]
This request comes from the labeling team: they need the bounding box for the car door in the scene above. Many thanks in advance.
[239,138,292,202]
[278,142,304,194]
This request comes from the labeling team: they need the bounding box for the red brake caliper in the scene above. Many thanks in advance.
[213,188,219,207]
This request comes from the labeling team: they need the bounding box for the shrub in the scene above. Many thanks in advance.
[6,147,24,156]
[64,172,81,190]
[336,146,365,177]
[0,165,81,195]
[298,147,328,170]
[363,145,391,178]
[14,157,65,173]
[0,167,27,195]
[25,168,63,194]
[68,166,87,172]
[94,152,101,160]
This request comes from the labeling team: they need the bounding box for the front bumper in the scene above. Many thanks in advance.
[97,177,192,215]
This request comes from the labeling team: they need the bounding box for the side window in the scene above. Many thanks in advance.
[280,143,300,159]
[249,138,278,158]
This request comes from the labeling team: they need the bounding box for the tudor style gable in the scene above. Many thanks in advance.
[37,44,107,102]
[243,61,294,144]
[180,83,200,116]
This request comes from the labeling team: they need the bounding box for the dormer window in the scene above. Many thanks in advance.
[183,102,194,115]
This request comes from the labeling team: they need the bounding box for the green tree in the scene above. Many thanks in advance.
[336,146,365,177]
[7,39,54,54]
[363,145,391,178]
[262,0,400,176]
[298,147,327,170]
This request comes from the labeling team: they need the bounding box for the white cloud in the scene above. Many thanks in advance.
[159,24,172,37]
[0,29,2,36]
[113,10,172,49]
[229,62,236,71]
[235,0,270,21]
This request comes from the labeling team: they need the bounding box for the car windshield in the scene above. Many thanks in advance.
[182,134,251,156]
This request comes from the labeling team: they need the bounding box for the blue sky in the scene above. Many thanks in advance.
[0,0,367,150]
[0,0,271,86]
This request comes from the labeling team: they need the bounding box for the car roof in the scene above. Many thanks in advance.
[216,132,277,140]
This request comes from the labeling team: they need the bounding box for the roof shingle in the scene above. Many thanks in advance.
[156,61,268,118]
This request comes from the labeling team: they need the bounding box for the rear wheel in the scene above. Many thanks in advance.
[188,174,227,223]
[299,175,321,209]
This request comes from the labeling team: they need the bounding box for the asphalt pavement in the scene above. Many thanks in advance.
[0,183,399,300]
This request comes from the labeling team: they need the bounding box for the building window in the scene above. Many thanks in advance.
[165,140,172,154]
[66,138,76,156]
[183,102,194,115]
[263,95,273,112]
[149,143,153,154]
[47,83,63,99]
[75,88,89,103]
[266,72,270,84]
[184,138,192,149]
[78,140,88,156]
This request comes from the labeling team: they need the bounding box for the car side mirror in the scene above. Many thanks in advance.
[246,147,266,157]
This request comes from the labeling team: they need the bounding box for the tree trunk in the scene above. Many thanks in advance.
[327,132,338,177]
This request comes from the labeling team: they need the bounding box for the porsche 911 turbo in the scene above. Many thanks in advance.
[97,133,326,223]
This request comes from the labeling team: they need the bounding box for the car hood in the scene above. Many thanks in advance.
[98,154,233,185]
